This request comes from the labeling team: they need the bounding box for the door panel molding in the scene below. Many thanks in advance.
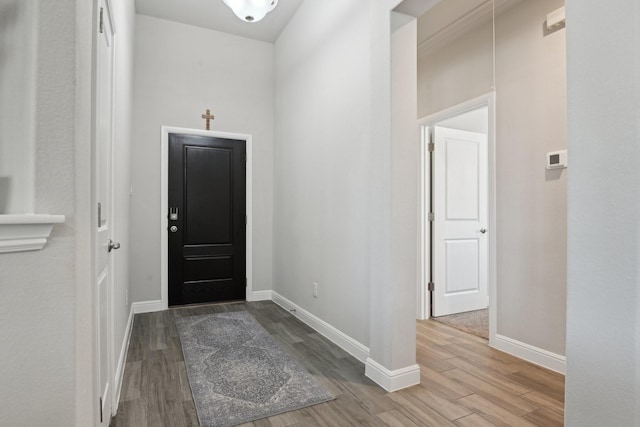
[168,133,246,305]
[160,126,253,310]
[433,126,488,316]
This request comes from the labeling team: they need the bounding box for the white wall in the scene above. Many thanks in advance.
[73,1,96,424]
[130,15,275,302]
[111,0,136,407]
[367,0,422,379]
[418,22,493,119]
[274,1,371,346]
[274,0,419,385]
[0,1,77,425]
[0,0,134,424]
[418,0,568,357]
[565,0,640,424]
[0,0,37,214]
[495,0,567,356]
[389,12,419,373]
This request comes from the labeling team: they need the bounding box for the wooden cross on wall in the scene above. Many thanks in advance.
[201,109,215,130]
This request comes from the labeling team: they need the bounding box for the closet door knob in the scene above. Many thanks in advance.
[108,239,121,252]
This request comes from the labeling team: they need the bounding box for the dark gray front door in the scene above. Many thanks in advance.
[168,133,246,306]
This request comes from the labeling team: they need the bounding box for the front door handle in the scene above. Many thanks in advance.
[108,239,121,252]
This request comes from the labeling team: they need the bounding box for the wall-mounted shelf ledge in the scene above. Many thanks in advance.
[0,214,66,253]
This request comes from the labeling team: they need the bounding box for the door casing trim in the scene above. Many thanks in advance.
[416,93,496,346]
[160,126,253,309]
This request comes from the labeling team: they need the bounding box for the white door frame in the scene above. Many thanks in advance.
[160,126,253,310]
[417,93,497,342]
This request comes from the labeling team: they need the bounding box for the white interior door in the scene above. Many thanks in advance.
[432,126,488,317]
[96,1,115,425]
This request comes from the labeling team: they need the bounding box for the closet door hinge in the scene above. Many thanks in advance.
[99,7,104,34]
[99,397,103,423]
[428,142,434,152]
[428,212,434,222]
[428,282,435,292]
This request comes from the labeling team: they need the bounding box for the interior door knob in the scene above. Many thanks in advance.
[480,228,487,234]
[108,239,121,252]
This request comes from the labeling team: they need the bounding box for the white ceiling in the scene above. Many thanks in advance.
[134,0,304,43]
[134,0,524,50]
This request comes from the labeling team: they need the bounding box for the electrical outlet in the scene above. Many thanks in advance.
[313,282,318,298]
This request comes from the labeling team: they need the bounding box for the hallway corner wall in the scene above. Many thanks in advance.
[418,0,568,359]
[0,1,77,425]
[565,0,640,424]
[273,0,372,349]
[110,0,136,407]
[129,15,275,303]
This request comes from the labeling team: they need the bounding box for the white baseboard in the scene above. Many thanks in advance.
[491,334,566,374]
[365,358,421,392]
[248,290,273,302]
[113,303,135,413]
[270,291,370,363]
[132,300,163,314]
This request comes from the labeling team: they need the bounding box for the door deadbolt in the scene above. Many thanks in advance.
[170,225,178,233]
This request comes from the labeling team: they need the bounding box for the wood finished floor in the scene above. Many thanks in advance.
[111,301,565,426]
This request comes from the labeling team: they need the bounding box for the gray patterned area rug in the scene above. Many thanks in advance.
[176,311,334,427]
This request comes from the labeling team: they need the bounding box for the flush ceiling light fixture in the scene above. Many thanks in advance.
[222,0,278,23]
